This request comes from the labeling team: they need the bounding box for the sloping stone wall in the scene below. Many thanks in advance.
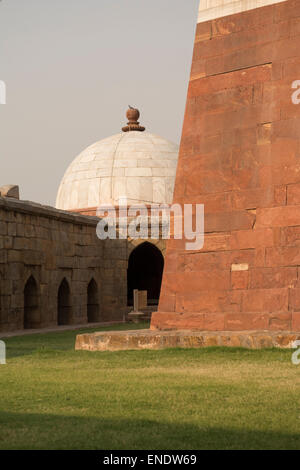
[152,0,300,332]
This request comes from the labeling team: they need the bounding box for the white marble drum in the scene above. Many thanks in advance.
[56,108,179,211]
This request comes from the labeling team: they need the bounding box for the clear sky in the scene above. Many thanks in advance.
[0,0,199,206]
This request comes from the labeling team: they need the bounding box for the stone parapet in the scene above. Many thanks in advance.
[0,196,99,226]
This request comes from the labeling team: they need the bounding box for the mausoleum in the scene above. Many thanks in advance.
[0,109,179,332]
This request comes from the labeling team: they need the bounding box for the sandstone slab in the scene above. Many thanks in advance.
[75,329,300,352]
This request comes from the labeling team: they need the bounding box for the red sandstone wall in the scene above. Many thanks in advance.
[152,0,300,331]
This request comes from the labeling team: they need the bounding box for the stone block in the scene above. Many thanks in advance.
[231,271,248,290]
[242,288,289,313]
[75,329,300,352]
[249,267,298,289]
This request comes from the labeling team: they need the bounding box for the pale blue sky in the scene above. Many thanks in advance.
[0,0,199,205]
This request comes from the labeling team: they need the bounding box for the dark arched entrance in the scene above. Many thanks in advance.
[24,276,39,329]
[127,242,164,306]
[57,278,72,325]
[87,279,99,322]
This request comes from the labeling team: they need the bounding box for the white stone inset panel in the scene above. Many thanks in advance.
[198,0,287,23]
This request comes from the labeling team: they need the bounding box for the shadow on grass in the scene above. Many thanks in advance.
[0,410,299,450]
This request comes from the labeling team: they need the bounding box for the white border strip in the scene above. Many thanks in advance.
[198,0,287,23]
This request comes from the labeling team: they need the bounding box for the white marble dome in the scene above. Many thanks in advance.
[56,130,179,210]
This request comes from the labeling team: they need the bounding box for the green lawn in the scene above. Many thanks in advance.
[0,323,300,450]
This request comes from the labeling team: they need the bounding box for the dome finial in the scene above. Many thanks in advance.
[122,106,145,132]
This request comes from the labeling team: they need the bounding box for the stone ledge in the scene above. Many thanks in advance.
[0,196,99,226]
[75,329,300,351]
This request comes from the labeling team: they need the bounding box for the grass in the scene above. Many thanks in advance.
[0,322,300,450]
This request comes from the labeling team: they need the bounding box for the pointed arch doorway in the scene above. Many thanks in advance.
[87,279,99,322]
[24,276,39,329]
[127,242,164,307]
[57,278,72,325]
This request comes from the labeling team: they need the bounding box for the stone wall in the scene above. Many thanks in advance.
[0,197,118,332]
[0,196,166,332]
[152,0,300,332]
